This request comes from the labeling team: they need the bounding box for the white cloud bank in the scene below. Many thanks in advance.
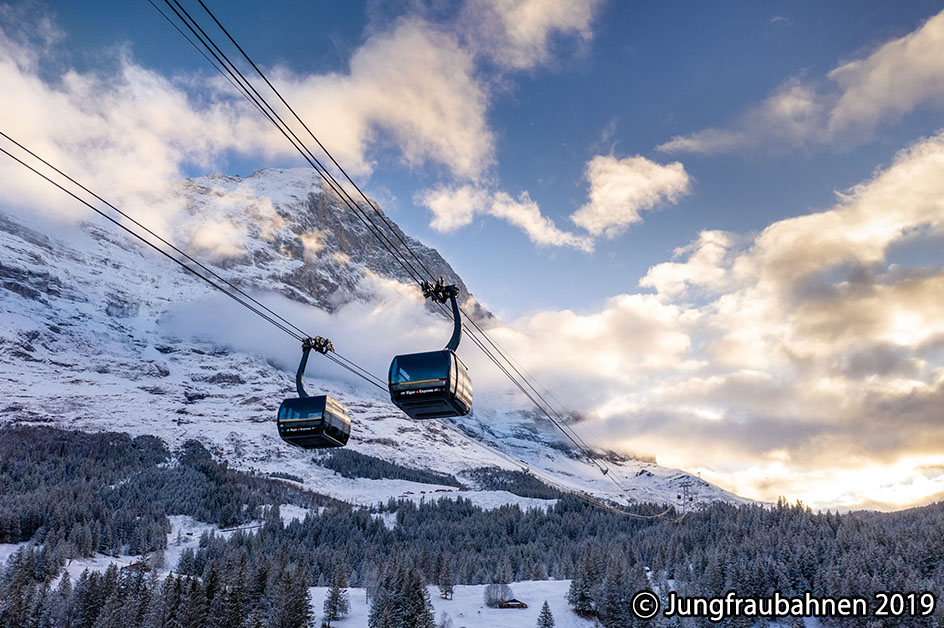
[659,9,944,154]
[485,131,944,510]
[0,9,494,233]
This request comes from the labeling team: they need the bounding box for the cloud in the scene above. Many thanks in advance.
[480,131,944,509]
[417,184,593,251]
[458,0,602,70]
[640,230,738,296]
[417,184,490,232]
[169,179,287,261]
[0,11,494,234]
[658,9,944,154]
[827,10,944,133]
[279,19,493,180]
[570,155,691,237]
[0,22,274,227]
[160,272,458,389]
[418,153,690,250]
[490,190,594,250]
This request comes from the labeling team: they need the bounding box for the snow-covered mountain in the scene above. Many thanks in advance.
[0,168,746,511]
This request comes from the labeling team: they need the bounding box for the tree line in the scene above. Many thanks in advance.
[1,425,942,627]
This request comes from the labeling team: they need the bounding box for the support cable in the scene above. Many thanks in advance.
[0,136,383,392]
[149,0,674,518]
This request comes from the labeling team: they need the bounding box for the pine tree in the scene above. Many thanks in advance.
[494,558,513,585]
[322,563,349,626]
[399,568,435,628]
[266,568,311,628]
[219,566,249,628]
[437,562,454,600]
[142,575,172,628]
[536,600,554,628]
[432,553,445,588]
[179,578,208,628]
[368,561,401,628]
[597,561,631,628]
[566,558,595,617]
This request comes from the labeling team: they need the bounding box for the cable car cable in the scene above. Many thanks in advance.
[145,0,247,98]
[161,0,430,291]
[0,136,386,393]
[451,422,679,520]
[193,0,441,286]
[149,1,674,518]
[171,0,649,505]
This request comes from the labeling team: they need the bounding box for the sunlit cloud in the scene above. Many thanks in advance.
[276,19,493,181]
[417,184,593,251]
[658,9,944,154]
[419,153,690,249]
[570,154,691,237]
[457,0,602,70]
[0,10,494,233]
[487,131,944,509]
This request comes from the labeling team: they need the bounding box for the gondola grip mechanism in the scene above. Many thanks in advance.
[296,336,333,398]
[421,277,461,352]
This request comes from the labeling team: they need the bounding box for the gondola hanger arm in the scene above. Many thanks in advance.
[421,277,461,352]
[296,336,334,397]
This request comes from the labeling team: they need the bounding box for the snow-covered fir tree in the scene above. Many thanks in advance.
[536,600,554,628]
[322,562,350,626]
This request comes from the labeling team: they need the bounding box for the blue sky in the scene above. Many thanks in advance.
[32,0,944,315]
[4,0,944,509]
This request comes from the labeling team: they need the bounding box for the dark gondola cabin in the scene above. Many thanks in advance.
[277,395,351,448]
[389,349,472,419]
[277,335,352,449]
[387,278,473,420]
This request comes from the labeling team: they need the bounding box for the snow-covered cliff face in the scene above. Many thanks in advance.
[165,169,490,318]
[0,168,746,510]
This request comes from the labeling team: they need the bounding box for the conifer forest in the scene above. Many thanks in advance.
[0,426,941,627]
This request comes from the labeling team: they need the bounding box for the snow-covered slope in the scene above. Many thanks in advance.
[310,580,594,628]
[0,168,746,510]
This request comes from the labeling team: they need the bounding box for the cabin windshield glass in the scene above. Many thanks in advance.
[390,352,450,384]
[279,398,326,421]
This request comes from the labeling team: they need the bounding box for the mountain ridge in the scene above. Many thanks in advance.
[0,167,748,511]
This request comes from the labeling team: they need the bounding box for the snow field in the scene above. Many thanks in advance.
[310,580,596,628]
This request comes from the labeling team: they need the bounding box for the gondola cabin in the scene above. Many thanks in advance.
[277,395,351,449]
[389,349,472,419]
